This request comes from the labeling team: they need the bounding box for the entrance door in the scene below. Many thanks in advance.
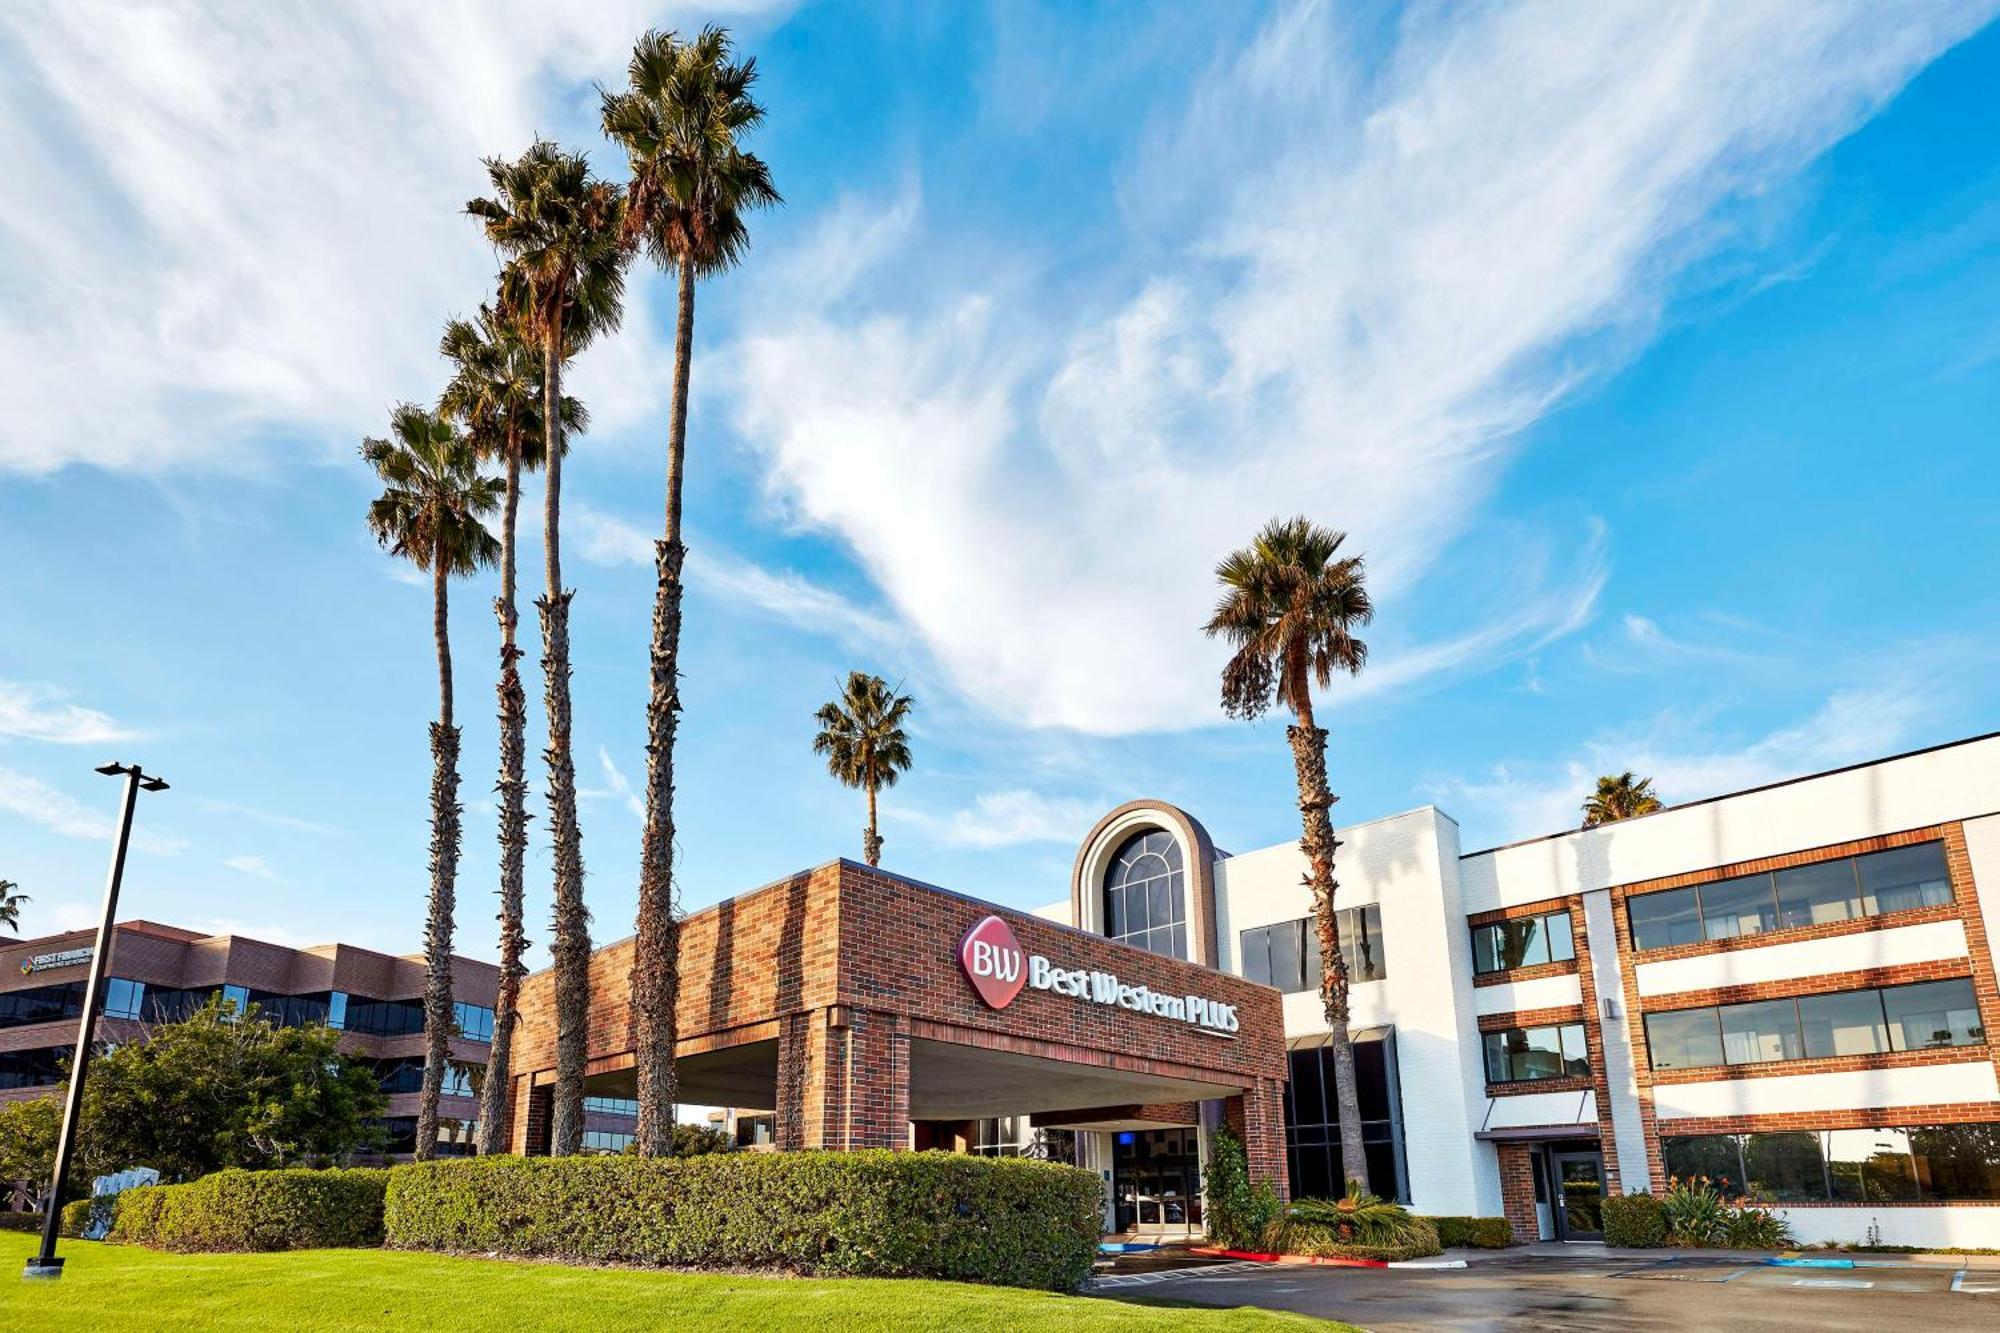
[1552,1151,1605,1241]
[1111,1128,1204,1238]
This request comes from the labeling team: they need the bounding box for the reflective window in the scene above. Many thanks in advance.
[1882,978,1983,1050]
[1719,998,1803,1065]
[1284,1036,1408,1202]
[1827,1128,1921,1203]
[1742,1132,1828,1201]
[1628,841,1952,951]
[1909,1124,2000,1201]
[1698,874,1779,942]
[1661,1134,1743,1191]
[327,991,348,1031]
[0,981,87,1031]
[1244,909,1383,990]
[1482,1023,1589,1084]
[580,1130,635,1155]
[972,1116,1027,1157]
[1469,910,1574,974]
[0,1046,71,1090]
[453,1001,495,1043]
[102,978,147,1021]
[1644,1006,1724,1071]
[1775,860,1861,929]
[1103,829,1186,959]
[1798,989,1888,1059]
[1856,844,1953,915]
[1341,904,1387,983]
[584,1096,638,1116]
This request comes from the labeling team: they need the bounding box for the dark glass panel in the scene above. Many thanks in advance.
[1662,1134,1744,1191]
[1742,1132,1828,1201]
[1856,843,1953,914]
[1827,1128,1920,1203]
[1908,1124,2000,1201]
[1645,1007,1724,1071]
[1629,888,1701,950]
[1798,989,1888,1059]
[1774,860,1861,929]
[1698,874,1778,942]
[1718,998,1802,1065]
[1882,978,1983,1050]
[1240,927,1273,987]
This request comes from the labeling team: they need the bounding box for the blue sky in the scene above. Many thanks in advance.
[1,2,1996,967]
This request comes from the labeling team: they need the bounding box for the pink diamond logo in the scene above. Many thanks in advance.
[960,914,1027,1010]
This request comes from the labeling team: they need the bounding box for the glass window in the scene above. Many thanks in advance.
[1283,1036,1408,1202]
[1269,920,1304,993]
[0,981,88,1031]
[1908,1124,2000,1201]
[1826,1128,1920,1203]
[1483,1024,1589,1083]
[1645,1007,1724,1071]
[1340,905,1385,983]
[1628,888,1701,951]
[1719,998,1803,1065]
[1662,1134,1744,1191]
[1499,918,1551,969]
[1857,844,1953,914]
[1741,1132,1828,1201]
[1882,978,1983,1050]
[1774,860,1862,929]
[1698,874,1778,941]
[102,978,146,1021]
[327,991,347,1030]
[1798,989,1888,1059]
[1103,829,1185,959]
[1239,926,1273,988]
[453,1002,495,1043]
[1470,910,1573,974]
[1546,911,1575,963]
[580,1130,635,1155]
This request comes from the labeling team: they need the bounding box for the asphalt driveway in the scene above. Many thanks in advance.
[1099,1249,2000,1331]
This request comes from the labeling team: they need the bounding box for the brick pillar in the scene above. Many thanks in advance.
[1224,1077,1290,1202]
[510,1078,552,1157]
[834,1008,909,1150]
[1496,1143,1538,1242]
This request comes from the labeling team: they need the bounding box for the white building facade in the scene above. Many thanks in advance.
[1035,731,2000,1246]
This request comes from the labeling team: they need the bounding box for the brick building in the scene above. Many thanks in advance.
[0,921,507,1162]
[514,731,2000,1246]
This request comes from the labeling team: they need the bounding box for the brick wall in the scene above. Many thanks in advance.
[1495,1142,1538,1241]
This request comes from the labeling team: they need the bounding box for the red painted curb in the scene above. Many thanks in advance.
[1187,1247,1390,1269]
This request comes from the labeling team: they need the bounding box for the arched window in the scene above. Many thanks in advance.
[1103,829,1186,958]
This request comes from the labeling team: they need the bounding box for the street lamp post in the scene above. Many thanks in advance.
[22,762,168,1282]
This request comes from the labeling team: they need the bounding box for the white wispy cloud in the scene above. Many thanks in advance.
[0,679,138,745]
[0,2,784,476]
[189,798,338,836]
[893,789,1104,849]
[583,745,645,821]
[222,854,280,881]
[0,764,186,854]
[725,3,1991,735]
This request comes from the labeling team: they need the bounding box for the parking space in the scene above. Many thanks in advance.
[1101,1250,2000,1331]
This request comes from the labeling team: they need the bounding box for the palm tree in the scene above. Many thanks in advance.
[812,673,916,867]
[1582,772,1663,828]
[468,141,627,1156]
[601,26,779,1156]
[438,305,587,1156]
[362,405,500,1163]
[0,880,27,934]
[1206,516,1374,1193]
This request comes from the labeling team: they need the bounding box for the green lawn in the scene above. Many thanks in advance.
[0,1233,1339,1331]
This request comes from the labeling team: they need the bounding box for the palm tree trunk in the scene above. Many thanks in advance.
[1288,704,1369,1194]
[540,321,591,1157]
[863,781,882,867]
[479,428,529,1156]
[632,261,696,1156]
[418,553,462,1163]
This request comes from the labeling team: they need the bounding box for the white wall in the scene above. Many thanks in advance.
[1653,1060,2000,1120]
[1633,920,1969,998]
[1472,973,1582,1017]
[1460,734,2000,912]
[1775,1206,2000,1249]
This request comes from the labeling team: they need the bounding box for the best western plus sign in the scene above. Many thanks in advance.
[958,913,1239,1035]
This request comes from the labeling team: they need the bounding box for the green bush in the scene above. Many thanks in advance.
[1602,1192,1667,1247]
[1272,1187,1442,1261]
[1422,1215,1514,1248]
[1203,1127,1283,1250]
[109,1168,388,1251]
[386,1151,1102,1291]
[0,1211,45,1234]
[59,1199,92,1238]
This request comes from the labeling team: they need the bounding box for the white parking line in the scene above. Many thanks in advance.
[1791,1278,1874,1289]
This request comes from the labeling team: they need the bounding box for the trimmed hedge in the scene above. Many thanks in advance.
[1274,1214,1442,1262]
[1602,1192,1667,1248]
[386,1151,1102,1291]
[110,1168,388,1251]
[60,1199,92,1238]
[0,1211,45,1234]
[1422,1215,1514,1249]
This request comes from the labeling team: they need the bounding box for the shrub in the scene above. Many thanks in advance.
[109,1168,388,1251]
[386,1151,1102,1291]
[1722,1200,1792,1250]
[1422,1215,1514,1249]
[1661,1176,1729,1245]
[59,1199,92,1238]
[1272,1186,1443,1261]
[1204,1127,1283,1250]
[1602,1192,1667,1247]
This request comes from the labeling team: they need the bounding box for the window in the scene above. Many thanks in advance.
[1666,1123,2000,1203]
[1628,841,1952,951]
[972,1116,1027,1156]
[584,1096,638,1116]
[376,1058,474,1097]
[1699,874,1779,942]
[454,1001,495,1043]
[1718,998,1803,1065]
[1644,1007,1724,1071]
[1469,910,1574,974]
[1481,1023,1589,1084]
[735,1113,775,1148]
[0,1046,70,1090]
[102,978,146,1021]
[1882,978,1983,1050]
[1242,907,1384,990]
[580,1130,635,1155]
[1797,989,1888,1059]
[0,981,87,1031]
[327,991,348,1031]
[1284,1034,1408,1202]
[1102,829,1186,959]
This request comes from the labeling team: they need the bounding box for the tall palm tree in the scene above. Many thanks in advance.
[601,26,779,1156]
[0,880,27,934]
[438,305,587,1156]
[362,405,500,1163]
[812,673,916,867]
[468,141,627,1156]
[1206,516,1374,1194]
[1582,772,1663,828]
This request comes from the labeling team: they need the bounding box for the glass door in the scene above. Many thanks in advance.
[1552,1152,1605,1240]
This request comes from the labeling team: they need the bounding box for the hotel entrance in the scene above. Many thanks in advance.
[1532,1140,1605,1241]
[1111,1127,1204,1239]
